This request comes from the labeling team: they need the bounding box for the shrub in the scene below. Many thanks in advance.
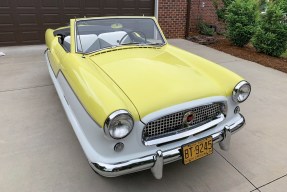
[274,0,287,13]
[252,3,287,57]
[274,0,287,24]
[197,22,215,36]
[213,0,236,21]
[259,0,268,13]
[225,0,258,47]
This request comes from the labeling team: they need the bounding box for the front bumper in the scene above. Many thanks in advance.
[90,114,245,179]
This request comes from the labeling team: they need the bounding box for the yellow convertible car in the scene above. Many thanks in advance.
[44,16,251,179]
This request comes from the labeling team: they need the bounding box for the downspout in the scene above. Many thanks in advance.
[185,0,191,38]
[154,0,159,20]
[154,0,159,39]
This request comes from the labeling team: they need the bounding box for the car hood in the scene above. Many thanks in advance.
[89,45,242,118]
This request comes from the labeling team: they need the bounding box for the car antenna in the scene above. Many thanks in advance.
[75,17,85,58]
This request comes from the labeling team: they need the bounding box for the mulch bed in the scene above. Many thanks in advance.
[189,35,287,73]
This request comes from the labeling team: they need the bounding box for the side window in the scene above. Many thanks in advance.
[62,36,71,52]
[57,35,70,52]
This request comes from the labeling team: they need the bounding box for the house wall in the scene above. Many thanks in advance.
[189,0,221,32]
[157,0,221,38]
[157,0,188,39]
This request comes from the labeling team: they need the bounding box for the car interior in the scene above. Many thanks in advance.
[53,25,147,53]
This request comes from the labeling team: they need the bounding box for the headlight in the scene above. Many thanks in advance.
[104,110,134,139]
[232,81,251,103]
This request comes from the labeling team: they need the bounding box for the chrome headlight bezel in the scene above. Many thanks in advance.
[232,80,251,103]
[104,110,134,140]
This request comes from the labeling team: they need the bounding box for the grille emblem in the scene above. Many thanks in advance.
[183,111,196,126]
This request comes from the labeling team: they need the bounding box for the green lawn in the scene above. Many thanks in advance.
[282,51,287,58]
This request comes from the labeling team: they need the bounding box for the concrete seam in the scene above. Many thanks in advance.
[214,149,261,192]
[254,174,287,191]
[0,60,46,66]
[0,84,53,93]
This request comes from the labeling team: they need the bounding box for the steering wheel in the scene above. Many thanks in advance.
[118,31,147,45]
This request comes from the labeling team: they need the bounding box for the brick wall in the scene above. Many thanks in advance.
[158,0,222,38]
[189,0,223,33]
[157,0,187,39]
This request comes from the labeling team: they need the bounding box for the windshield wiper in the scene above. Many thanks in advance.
[146,42,164,46]
[120,42,142,46]
[120,42,164,46]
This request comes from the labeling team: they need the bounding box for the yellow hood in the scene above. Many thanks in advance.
[89,45,242,118]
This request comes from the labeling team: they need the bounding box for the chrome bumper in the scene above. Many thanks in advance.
[90,114,245,179]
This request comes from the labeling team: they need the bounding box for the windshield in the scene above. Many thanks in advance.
[75,18,165,54]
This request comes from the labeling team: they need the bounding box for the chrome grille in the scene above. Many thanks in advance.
[143,103,222,141]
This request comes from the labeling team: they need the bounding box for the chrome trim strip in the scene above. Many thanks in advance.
[141,97,227,124]
[143,113,225,146]
[90,114,245,178]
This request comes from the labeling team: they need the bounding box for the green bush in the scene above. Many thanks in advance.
[213,0,235,21]
[274,0,287,13]
[252,3,287,57]
[197,22,215,36]
[225,0,258,47]
[259,0,268,13]
[216,8,226,20]
[274,0,287,24]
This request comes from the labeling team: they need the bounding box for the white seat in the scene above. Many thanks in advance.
[98,31,128,45]
[63,32,128,53]
[63,34,99,52]
[76,34,98,52]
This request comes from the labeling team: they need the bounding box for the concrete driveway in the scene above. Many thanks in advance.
[0,39,286,192]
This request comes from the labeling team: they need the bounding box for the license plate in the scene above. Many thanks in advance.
[181,136,213,165]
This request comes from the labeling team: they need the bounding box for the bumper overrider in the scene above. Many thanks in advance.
[90,114,245,179]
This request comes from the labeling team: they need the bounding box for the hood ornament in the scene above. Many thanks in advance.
[183,111,196,126]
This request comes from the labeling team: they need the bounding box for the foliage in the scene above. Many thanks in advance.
[223,0,235,6]
[274,0,287,24]
[274,0,287,13]
[216,8,226,21]
[259,0,268,13]
[225,0,258,47]
[197,22,215,36]
[213,0,236,21]
[252,3,287,57]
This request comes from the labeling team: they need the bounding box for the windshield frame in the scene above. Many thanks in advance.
[74,17,167,55]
